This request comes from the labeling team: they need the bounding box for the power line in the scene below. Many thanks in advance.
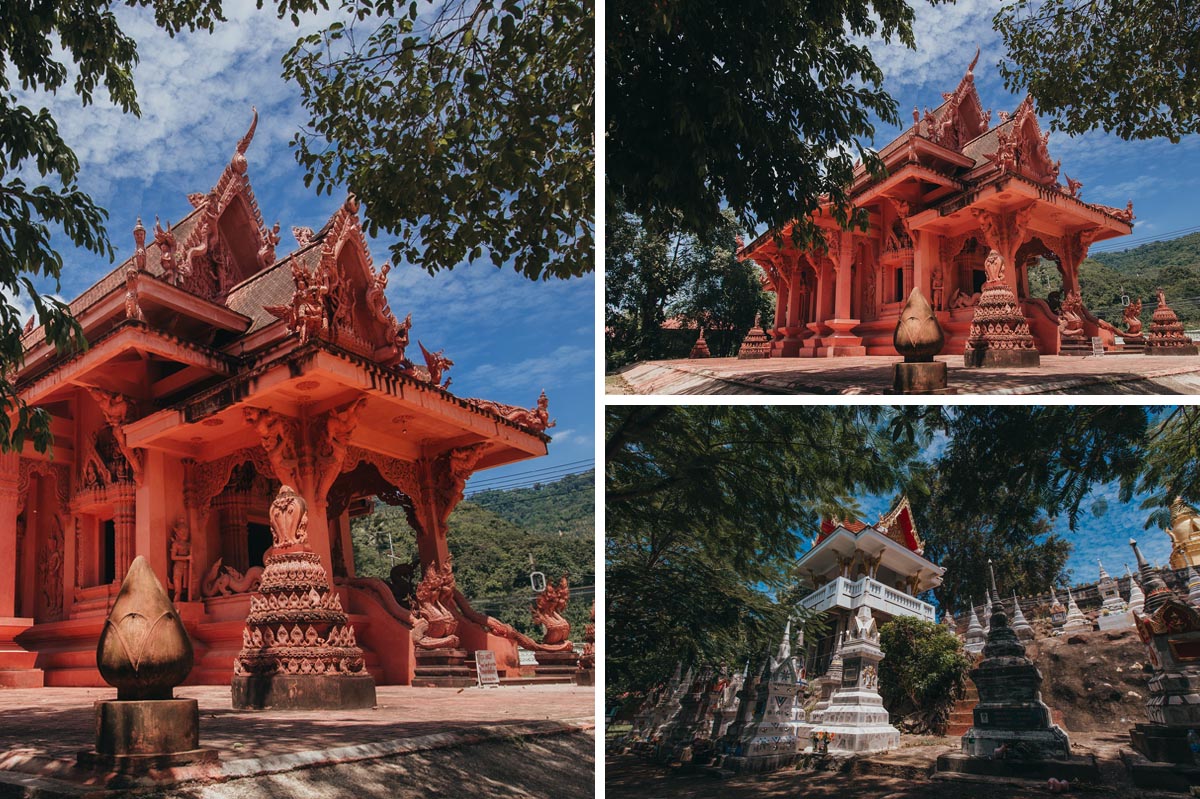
[1090,225,1200,253]
[467,459,594,490]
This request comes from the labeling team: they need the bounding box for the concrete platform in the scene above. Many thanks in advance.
[610,354,1200,395]
[0,684,594,795]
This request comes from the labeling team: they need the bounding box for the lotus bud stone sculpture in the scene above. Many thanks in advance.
[79,556,217,773]
[891,288,953,394]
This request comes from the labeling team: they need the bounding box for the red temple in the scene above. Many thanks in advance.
[0,112,563,689]
[738,52,1136,359]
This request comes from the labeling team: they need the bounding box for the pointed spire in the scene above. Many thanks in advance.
[776,619,792,663]
[826,631,845,682]
[1011,590,1034,640]
[988,559,1001,604]
[1187,567,1200,609]
[1129,573,1146,613]
[1098,559,1110,580]
[1131,538,1174,614]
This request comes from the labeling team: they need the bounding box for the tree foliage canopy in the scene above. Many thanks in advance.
[878,617,969,735]
[995,0,1200,141]
[284,0,594,280]
[606,0,948,245]
[605,204,771,367]
[606,406,920,700]
[606,406,1200,703]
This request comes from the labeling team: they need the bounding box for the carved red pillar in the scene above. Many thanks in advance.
[0,454,19,617]
[217,495,250,573]
[781,263,805,357]
[113,500,136,582]
[821,230,867,356]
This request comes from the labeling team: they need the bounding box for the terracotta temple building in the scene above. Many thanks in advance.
[0,112,561,690]
[797,497,945,674]
[738,52,1138,360]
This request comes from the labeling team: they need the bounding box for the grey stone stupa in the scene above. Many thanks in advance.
[937,562,1096,781]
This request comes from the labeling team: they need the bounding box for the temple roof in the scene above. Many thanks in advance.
[16,111,557,451]
[738,51,1135,264]
[817,495,924,555]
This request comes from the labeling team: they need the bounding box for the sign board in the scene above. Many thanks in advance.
[475,650,500,688]
[1091,337,1105,357]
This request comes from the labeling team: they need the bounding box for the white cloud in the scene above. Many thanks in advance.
[464,344,592,394]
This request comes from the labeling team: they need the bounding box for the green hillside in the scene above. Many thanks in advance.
[1027,231,1200,327]
[350,470,595,637]
[469,470,595,537]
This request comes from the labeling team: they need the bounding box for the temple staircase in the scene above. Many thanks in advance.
[945,682,978,737]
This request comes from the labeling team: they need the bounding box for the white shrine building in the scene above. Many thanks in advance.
[797,497,946,674]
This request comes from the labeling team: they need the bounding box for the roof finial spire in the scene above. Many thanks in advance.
[237,107,259,156]
[988,558,1000,603]
[967,46,980,76]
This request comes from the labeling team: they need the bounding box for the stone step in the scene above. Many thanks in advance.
[0,668,44,688]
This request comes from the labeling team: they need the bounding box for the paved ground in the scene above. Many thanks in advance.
[0,684,594,796]
[606,731,1179,799]
[610,354,1200,395]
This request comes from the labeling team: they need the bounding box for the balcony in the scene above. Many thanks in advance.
[800,575,935,622]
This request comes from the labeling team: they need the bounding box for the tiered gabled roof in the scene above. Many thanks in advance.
[17,109,556,440]
[816,495,924,554]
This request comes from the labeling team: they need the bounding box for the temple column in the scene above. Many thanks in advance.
[135,450,176,585]
[243,399,366,585]
[218,496,250,573]
[820,230,867,356]
[781,263,805,357]
[113,499,136,582]
[0,454,20,617]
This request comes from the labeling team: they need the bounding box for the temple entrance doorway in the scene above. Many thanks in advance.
[247,523,271,569]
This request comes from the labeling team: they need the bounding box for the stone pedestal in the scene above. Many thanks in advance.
[809,607,898,756]
[413,647,475,686]
[232,488,376,709]
[817,319,866,357]
[963,278,1040,368]
[232,673,378,709]
[79,698,218,773]
[891,361,953,394]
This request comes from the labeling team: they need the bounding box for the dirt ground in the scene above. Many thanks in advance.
[606,730,1176,799]
[608,627,1186,799]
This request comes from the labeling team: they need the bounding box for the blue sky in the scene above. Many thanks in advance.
[17,3,594,489]
[859,3,1200,250]
[852,485,1172,589]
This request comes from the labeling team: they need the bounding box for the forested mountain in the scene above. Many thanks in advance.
[1027,232,1200,326]
[350,470,595,636]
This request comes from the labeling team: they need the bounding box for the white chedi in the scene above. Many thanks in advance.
[1096,560,1135,632]
[1010,591,1035,641]
[1061,586,1090,633]
[963,599,986,653]
[807,606,900,756]
[1126,565,1145,612]
[733,621,808,769]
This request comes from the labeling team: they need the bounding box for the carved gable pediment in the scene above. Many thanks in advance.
[984,96,1060,185]
[162,110,281,303]
[923,49,991,151]
[267,195,411,366]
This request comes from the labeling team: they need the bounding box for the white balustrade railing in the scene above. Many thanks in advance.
[800,575,935,622]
